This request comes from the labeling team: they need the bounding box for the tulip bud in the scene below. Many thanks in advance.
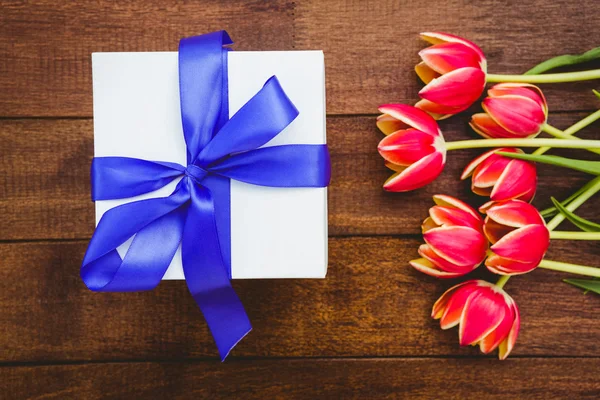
[410,195,487,278]
[432,280,520,359]
[377,104,446,192]
[471,83,548,139]
[415,32,487,119]
[481,200,550,275]
[461,148,537,202]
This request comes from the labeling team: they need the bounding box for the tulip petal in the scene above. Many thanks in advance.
[485,200,545,227]
[419,67,486,108]
[491,224,550,263]
[429,206,482,231]
[409,257,463,278]
[498,303,520,360]
[421,217,438,233]
[432,280,476,319]
[419,42,482,74]
[432,194,482,223]
[419,32,486,67]
[378,104,440,137]
[472,185,492,197]
[415,99,465,120]
[483,95,546,137]
[419,244,476,275]
[378,128,436,166]
[461,148,499,180]
[424,226,487,267]
[415,62,440,84]
[485,254,539,275]
[488,83,548,115]
[490,159,537,202]
[384,161,405,172]
[469,113,515,139]
[439,282,480,329]
[376,113,408,135]
[519,186,536,203]
[383,151,445,192]
[479,302,514,354]
[483,216,515,245]
[459,289,506,346]
[471,151,515,188]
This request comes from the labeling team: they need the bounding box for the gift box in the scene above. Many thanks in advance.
[83,32,330,360]
[92,47,327,279]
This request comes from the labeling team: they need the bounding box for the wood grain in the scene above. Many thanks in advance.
[0,238,597,362]
[295,0,600,114]
[2,358,600,400]
[0,0,296,117]
[2,1,600,397]
[2,0,600,116]
[1,112,597,240]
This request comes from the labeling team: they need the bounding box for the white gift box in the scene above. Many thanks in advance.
[91,50,327,279]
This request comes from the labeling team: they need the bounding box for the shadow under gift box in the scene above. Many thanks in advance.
[91,50,327,279]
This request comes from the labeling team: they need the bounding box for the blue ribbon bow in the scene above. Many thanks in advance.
[81,31,331,360]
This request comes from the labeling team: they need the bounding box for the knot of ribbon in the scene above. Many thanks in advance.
[81,31,331,360]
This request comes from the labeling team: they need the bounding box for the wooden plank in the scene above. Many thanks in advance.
[0,237,598,362]
[0,113,596,240]
[0,0,296,117]
[2,0,600,116]
[2,358,600,399]
[295,0,600,114]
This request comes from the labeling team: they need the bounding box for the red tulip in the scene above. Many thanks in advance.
[377,104,446,192]
[415,32,487,119]
[461,148,537,202]
[471,83,548,139]
[432,280,520,360]
[481,200,550,275]
[410,195,487,278]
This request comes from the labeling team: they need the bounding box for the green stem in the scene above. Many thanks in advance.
[539,123,600,155]
[538,259,600,277]
[445,138,600,151]
[546,176,600,231]
[549,231,600,240]
[487,69,600,83]
[540,179,597,217]
[495,275,510,289]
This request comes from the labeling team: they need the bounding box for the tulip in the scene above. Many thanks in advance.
[415,32,487,119]
[377,104,446,192]
[481,200,550,275]
[470,83,548,139]
[410,195,487,278]
[461,148,537,202]
[432,280,520,360]
[376,106,600,193]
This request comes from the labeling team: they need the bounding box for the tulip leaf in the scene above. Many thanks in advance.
[563,279,600,296]
[551,197,600,232]
[525,47,600,75]
[540,179,597,218]
[497,152,600,175]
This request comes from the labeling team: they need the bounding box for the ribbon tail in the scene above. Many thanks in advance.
[182,181,251,361]
[82,184,189,291]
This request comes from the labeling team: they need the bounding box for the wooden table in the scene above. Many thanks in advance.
[1,1,599,398]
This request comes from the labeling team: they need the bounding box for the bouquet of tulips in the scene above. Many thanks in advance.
[377,32,600,359]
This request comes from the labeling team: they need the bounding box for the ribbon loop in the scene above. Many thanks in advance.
[91,157,184,201]
[179,31,232,162]
[196,76,299,166]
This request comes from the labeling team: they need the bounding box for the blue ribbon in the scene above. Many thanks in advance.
[81,31,331,360]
